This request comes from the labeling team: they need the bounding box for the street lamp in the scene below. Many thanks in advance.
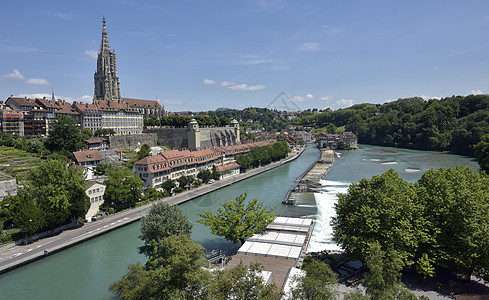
[24,219,32,246]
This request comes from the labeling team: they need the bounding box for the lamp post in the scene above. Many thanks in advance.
[24,219,32,246]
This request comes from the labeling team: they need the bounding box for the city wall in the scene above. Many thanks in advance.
[109,133,158,150]
[145,128,188,149]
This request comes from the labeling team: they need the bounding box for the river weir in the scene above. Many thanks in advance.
[0,145,479,299]
[283,149,334,204]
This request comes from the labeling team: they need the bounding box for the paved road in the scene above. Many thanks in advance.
[0,148,305,274]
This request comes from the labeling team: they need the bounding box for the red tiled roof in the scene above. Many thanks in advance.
[55,100,79,115]
[216,162,240,173]
[134,140,276,174]
[73,102,99,112]
[35,98,58,109]
[93,100,135,111]
[73,150,104,163]
[85,137,107,144]
[6,97,40,108]
[122,98,161,109]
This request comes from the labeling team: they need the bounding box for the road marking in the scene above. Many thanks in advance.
[26,249,32,252]
[103,225,108,228]
[14,253,22,257]
[110,222,115,225]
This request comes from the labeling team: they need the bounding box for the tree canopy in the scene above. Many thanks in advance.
[332,166,489,282]
[102,168,143,212]
[197,193,276,244]
[110,234,210,300]
[474,133,489,173]
[45,115,84,156]
[7,159,89,232]
[289,257,338,300]
[139,202,193,258]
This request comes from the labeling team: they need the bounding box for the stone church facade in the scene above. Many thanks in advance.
[92,17,164,134]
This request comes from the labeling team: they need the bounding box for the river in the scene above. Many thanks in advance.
[0,145,478,299]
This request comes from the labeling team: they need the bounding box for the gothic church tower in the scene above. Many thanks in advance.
[94,17,121,102]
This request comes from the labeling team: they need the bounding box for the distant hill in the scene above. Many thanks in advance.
[293,95,489,157]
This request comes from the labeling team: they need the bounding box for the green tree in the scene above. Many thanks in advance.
[363,242,415,300]
[81,128,92,141]
[139,202,193,258]
[137,144,151,160]
[141,187,163,202]
[209,262,282,300]
[30,159,88,226]
[93,162,113,176]
[177,175,194,190]
[197,193,276,244]
[102,168,143,211]
[45,116,84,155]
[160,179,176,195]
[417,166,489,280]
[197,168,212,184]
[9,190,44,234]
[9,159,89,231]
[212,165,219,180]
[290,258,338,300]
[416,253,435,284]
[332,169,428,266]
[110,235,210,300]
[94,128,116,136]
[474,133,489,172]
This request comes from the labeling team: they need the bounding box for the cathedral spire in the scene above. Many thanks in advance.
[94,17,121,102]
[100,16,111,53]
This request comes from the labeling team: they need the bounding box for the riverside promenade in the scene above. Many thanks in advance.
[0,147,305,274]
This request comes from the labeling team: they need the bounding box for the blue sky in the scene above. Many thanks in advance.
[1,1,489,112]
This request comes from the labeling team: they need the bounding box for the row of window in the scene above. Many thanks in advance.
[90,195,103,203]
[88,187,104,194]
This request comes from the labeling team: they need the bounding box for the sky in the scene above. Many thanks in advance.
[1,1,489,112]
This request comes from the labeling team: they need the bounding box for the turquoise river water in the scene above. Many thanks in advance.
[0,144,479,299]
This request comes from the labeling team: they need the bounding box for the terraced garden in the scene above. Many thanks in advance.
[0,146,41,181]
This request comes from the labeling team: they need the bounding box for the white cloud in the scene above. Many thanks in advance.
[85,50,98,60]
[337,98,354,107]
[16,93,51,99]
[470,90,483,95]
[320,96,332,101]
[16,93,93,102]
[299,42,319,52]
[162,99,182,105]
[3,69,25,80]
[221,81,235,87]
[228,83,266,91]
[62,95,93,102]
[433,66,439,70]
[420,95,441,100]
[305,93,314,99]
[203,79,216,85]
[27,78,50,85]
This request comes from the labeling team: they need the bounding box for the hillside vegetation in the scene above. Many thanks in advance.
[294,95,489,157]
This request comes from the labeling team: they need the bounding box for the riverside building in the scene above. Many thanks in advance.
[133,141,273,190]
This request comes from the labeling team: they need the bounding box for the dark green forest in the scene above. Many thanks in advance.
[294,95,489,157]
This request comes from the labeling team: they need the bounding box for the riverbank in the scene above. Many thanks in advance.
[0,146,305,275]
